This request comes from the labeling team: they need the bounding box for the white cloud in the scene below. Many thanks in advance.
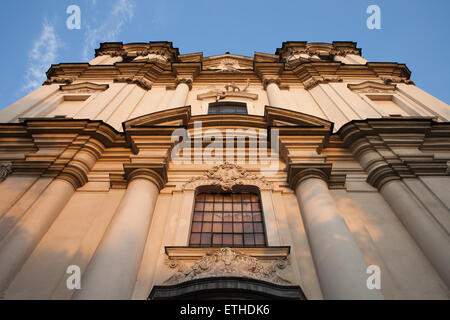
[82,0,135,60]
[23,21,59,91]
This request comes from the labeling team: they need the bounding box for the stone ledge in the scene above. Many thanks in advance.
[165,246,290,260]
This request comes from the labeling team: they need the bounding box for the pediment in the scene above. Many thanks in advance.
[347,81,396,93]
[123,106,190,129]
[123,105,333,133]
[264,106,332,130]
[203,54,253,72]
[59,82,109,93]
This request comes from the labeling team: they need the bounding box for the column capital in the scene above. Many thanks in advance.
[172,63,201,90]
[175,75,194,90]
[57,139,105,189]
[124,165,166,191]
[254,63,284,90]
[262,75,281,89]
[337,119,449,190]
[288,164,332,190]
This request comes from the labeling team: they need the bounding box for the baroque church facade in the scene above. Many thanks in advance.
[0,41,449,299]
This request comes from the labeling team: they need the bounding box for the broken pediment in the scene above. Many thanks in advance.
[264,106,332,130]
[123,106,190,129]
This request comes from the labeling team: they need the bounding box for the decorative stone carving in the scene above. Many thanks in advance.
[175,75,194,89]
[164,248,290,285]
[330,48,361,56]
[43,77,74,85]
[261,75,281,89]
[97,50,124,57]
[134,49,170,63]
[197,80,257,101]
[284,48,320,62]
[380,76,415,85]
[207,58,244,73]
[182,162,273,191]
[0,163,12,182]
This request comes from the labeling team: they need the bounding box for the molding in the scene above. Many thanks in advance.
[347,81,396,93]
[338,118,450,189]
[380,76,415,85]
[149,276,306,300]
[182,162,273,191]
[43,77,74,85]
[59,82,109,93]
[163,247,291,286]
[197,90,258,101]
[165,246,290,260]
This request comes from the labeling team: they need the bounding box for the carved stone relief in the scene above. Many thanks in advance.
[197,80,258,101]
[164,248,290,285]
[206,58,246,73]
[182,162,273,191]
[0,163,12,182]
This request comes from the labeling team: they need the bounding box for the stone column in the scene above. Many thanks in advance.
[379,179,450,287]
[0,178,75,293]
[293,169,383,300]
[168,77,191,108]
[73,169,163,300]
[265,79,285,108]
[0,144,99,293]
[353,142,450,288]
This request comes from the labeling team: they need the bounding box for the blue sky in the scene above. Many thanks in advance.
[0,0,449,110]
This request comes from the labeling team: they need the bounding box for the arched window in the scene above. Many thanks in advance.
[189,192,267,247]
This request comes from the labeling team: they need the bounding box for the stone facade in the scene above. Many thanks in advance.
[0,41,449,300]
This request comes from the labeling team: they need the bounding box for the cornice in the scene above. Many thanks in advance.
[95,41,179,61]
[43,42,414,90]
[338,118,450,189]
[276,41,362,63]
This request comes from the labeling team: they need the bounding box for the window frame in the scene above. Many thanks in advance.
[189,190,268,248]
[207,101,248,115]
